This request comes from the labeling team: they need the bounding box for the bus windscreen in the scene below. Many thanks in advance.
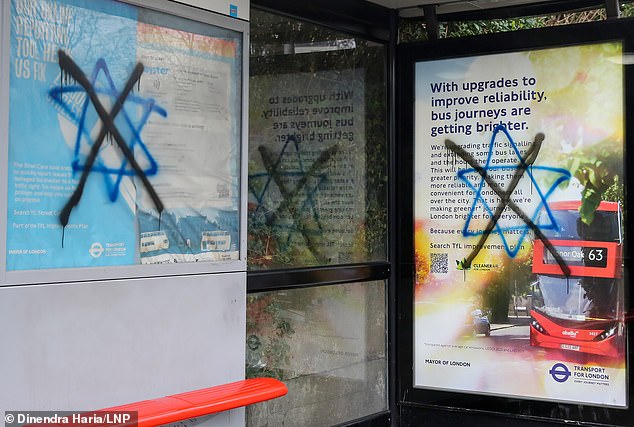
[533,275,619,322]
[541,209,620,242]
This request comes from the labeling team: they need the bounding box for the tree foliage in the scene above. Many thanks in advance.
[480,248,534,323]
[400,2,634,42]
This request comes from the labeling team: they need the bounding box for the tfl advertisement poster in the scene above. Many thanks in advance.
[414,43,626,406]
[6,0,241,270]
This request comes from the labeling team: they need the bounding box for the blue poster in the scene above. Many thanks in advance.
[6,0,242,270]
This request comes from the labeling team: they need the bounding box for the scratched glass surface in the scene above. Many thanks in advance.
[245,280,388,427]
[247,9,388,269]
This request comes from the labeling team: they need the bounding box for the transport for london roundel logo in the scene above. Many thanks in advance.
[549,363,571,383]
[89,242,104,258]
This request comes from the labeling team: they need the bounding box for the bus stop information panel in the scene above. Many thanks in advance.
[0,0,249,420]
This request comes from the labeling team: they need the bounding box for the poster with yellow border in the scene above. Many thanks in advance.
[414,42,627,407]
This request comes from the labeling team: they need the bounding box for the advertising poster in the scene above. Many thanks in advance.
[249,70,365,266]
[6,0,241,270]
[414,42,627,406]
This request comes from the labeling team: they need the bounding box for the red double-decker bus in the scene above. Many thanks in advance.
[530,200,625,358]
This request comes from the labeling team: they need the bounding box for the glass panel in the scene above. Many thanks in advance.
[246,281,388,426]
[247,9,387,269]
[6,0,242,271]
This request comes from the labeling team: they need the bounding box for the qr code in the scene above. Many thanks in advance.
[430,253,449,274]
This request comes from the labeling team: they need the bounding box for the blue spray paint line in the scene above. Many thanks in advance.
[457,164,570,257]
[249,136,325,219]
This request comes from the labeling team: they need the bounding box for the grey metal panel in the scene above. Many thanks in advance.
[0,0,10,288]
[0,272,246,423]
[169,0,250,20]
[0,5,250,427]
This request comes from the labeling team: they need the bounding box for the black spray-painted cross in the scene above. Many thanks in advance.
[56,50,163,246]
[256,135,340,263]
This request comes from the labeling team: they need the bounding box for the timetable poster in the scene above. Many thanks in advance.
[414,43,627,406]
[6,0,242,270]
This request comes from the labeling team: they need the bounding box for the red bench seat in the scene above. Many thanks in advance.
[99,378,287,427]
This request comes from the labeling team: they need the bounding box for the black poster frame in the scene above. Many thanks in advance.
[396,18,634,426]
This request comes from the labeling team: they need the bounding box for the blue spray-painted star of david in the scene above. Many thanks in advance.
[49,58,167,202]
[249,137,327,247]
[457,125,571,258]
